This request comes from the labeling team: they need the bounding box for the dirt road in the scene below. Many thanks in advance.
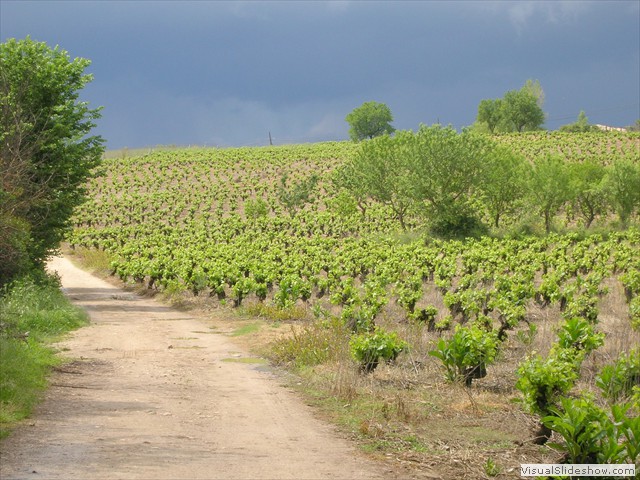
[0,256,426,480]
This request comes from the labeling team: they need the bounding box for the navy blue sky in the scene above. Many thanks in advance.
[2,0,639,149]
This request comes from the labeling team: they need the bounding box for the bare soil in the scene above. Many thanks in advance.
[0,256,436,480]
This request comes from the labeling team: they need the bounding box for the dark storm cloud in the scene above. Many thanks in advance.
[1,0,638,148]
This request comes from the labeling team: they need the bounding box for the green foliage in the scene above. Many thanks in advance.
[349,327,407,373]
[244,198,269,219]
[528,154,571,233]
[602,158,640,227]
[544,395,638,464]
[0,274,87,437]
[276,173,319,217]
[630,296,640,330]
[429,325,499,386]
[568,160,607,228]
[515,347,583,416]
[480,145,530,228]
[0,37,104,285]
[559,110,599,133]
[475,80,546,133]
[556,317,604,353]
[483,457,502,477]
[345,101,395,141]
[596,349,640,403]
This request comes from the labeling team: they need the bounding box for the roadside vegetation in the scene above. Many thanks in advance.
[0,38,103,438]
[0,275,88,438]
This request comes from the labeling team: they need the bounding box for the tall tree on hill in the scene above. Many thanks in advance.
[345,101,395,141]
[0,37,104,285]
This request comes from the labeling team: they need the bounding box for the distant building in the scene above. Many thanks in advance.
[594,124,628,132]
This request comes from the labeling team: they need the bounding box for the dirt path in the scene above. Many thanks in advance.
[0,256,429,480]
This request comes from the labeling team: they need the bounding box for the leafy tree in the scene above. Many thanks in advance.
[345,101,395,141]
[474,80,546,133]
[602,159,640,227]
[476,98,503,134]
[1,37,104,285]
[338,125,496,235]
[560,111,597,132]
[568,160,607,228]
[343,131,414,229]
[527,155,571,233]
[501,87,545,132]
[409,125,493,236]
[480,145,530,228]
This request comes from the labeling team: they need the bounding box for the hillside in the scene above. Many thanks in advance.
[67,131,640,479]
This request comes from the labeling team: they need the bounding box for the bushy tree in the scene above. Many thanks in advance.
[339,131,414,229]
[0,37,104,285]
[480,145,530,228]
[335,125,497,236]
[527,155,571,233]
[568,160,607,228]
[560,111,597,132]
[602,159,640,227]
[477,98,503,133]
[475,80,546,133]
[345,101,395,141]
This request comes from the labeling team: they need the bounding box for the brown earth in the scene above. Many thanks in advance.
[0,256,437,480]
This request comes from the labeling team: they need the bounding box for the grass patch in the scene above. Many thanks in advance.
[65,246,113,275]
[230,322,261,337]
[0,274,88,438]
[221,357,268,364]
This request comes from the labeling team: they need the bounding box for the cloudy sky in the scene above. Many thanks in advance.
[2,0,639,149]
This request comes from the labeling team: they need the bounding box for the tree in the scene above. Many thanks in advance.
[1,37,104,284]
[409,125,493,236]
[276,173,319,217]
[568,160,607,228]
[560,111,597,132]
[602,159,640,227]
[340,131,414,229]
[337,125,496,236]
[477,99,503,134]
[480,145,530,228]
[527,155,571,233]
[502,87,545,132]
[475,80,546,133]
[345,101,395,141]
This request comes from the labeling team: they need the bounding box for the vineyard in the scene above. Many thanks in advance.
[68,131,640,478]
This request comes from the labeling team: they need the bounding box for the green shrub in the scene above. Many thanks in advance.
[544,396,638,464]
[350,327,407,373]
[429,325,499,386]
[596,349,640,403]
[556,317,604,353]
[0,274,87,438]
[515,347,583,417]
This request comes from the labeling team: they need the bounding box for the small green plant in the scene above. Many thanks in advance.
[556,317,604,353]
[515,322,537,346]
[244,198,269,219]
[515,347,583,444]
[483,457,501,477]
[349,327,407,373]
[630,296,640,329]
[544,395,637,464]
[409,305,438,328]
[429,325,499,386]
[596,349,640,403]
